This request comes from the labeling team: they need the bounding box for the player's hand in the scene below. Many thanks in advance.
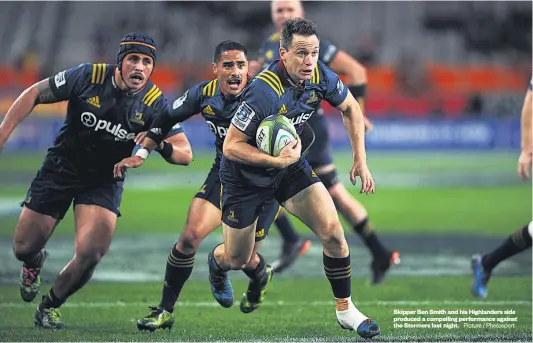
[134,131,148,145]
[350,160,375,194]
[276,139,302,168]
[113,156,145,179]
[518,150,532,181]
[363,116,374,133]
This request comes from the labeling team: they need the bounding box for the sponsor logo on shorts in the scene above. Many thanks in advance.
[227,210,239,224]
[255,228,265,238]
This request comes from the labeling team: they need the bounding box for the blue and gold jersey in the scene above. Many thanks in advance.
[259,32,339,69]
[220,60,348,186]
[47,63,179,180]
[147,79,243,166]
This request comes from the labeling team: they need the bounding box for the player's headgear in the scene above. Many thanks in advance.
[117,32,157,70]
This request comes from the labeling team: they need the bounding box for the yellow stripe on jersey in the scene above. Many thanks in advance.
[91,64,106,84]
[146,88,162,106]
[202,80,217,97]
[256,70,284,97]
[311,65,320,84]
[142,85,157,103]
[142,84,162,106]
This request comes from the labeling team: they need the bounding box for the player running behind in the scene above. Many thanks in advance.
[0,33,192,329]
[114,40,277,332]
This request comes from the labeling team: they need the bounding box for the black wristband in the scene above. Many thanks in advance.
[157,141,173,159]
[348,84,367,99]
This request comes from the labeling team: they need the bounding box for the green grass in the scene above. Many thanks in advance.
[0,150,530,237]
[0,186,529,237]
[0,277,530,341]
[0,150,522,174]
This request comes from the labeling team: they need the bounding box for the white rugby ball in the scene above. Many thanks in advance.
[256,114,298,157]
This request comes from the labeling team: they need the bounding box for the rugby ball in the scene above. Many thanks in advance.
[256,114,298,157]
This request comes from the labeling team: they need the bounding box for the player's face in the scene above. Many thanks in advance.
[213,50,248,96]
[271,0,303,32]
[121,53,153,91]
[280,34,319,82]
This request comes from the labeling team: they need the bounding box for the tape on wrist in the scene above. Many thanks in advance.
[135,148,150,160]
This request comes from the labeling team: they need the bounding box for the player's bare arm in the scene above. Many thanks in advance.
[223,124,301,168]
[0,79,58,148]
[336,91,375,194]
[162,133,193,165]
[518,89,532,180]
[328,50,373,132]
[113,132,191,179]
[134,131,193,166]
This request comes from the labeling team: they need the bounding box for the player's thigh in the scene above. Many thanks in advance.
[220,181,271,230]
[281,182,340,238]
[13,207,59,255]
[184,167,224,241]
[73,183,122,258]
[255,199,282,242]
[220,181,272,265]
[15,156,80,252]
[222,220,258,267]
[182,197,222,245]
[73,204,117,261]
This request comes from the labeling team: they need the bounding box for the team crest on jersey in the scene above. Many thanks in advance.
[307,90,319,104]
[130,112,145,125]
[232,102,255,131]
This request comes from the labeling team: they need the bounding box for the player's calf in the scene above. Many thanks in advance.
[159,243,195,312]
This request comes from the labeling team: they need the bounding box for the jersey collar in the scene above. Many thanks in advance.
[276,60,307,90]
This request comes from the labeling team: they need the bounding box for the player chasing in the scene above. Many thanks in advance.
[250,0,400,280]
[113,41,276,332]
[209,18,380,338]
[470,76,533,298]
[0,33,193,329]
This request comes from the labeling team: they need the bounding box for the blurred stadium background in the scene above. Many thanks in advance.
[0,1,532,341]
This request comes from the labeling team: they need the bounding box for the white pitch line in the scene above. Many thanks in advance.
[0,300,530,309]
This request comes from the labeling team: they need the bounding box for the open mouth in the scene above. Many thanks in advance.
[227,78,242,90]
[130,74,144,85]
[301,69,313,76]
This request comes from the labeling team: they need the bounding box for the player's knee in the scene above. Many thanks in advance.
[178,227,202,252]
[76,247,108,267]
[12,240,41,262]
[319,218,345,246]
[226,254,249,270]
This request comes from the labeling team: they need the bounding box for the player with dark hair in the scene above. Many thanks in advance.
[206,18,379,338]
[470,76,533,298]
[0,33,192,329]
[249,0,399,281]
[114,40,276,331]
